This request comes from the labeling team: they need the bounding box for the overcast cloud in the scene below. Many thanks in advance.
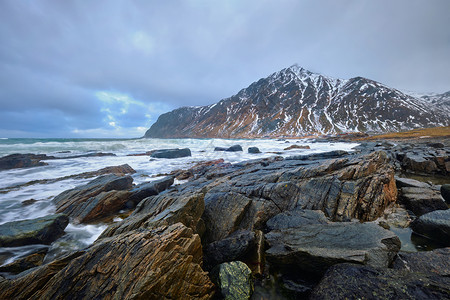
[0,0,449,138]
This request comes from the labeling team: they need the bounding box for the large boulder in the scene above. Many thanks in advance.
[400,187,448,216]
[265,222,401,276]
[150,148,191,159]
[0,223,215,300]
[410,209,450,246]
[395,176,430,188]
[127,176,174,207]
[310,263,450,300]
[393,247,450,276]
[211,261,253,300]
[441,184,450,203]
[0,153,52,170]
[401,153,439,174]
[0,214,68,247]
[248,147,261,154]
[53,174,133,222]
[214,145,243,152]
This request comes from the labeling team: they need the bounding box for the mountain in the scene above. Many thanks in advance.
[144,65,450,138]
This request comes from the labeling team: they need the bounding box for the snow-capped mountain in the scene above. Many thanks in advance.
[144,65,450,138]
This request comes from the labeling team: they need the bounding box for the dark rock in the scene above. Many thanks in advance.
[265,222,401,276]
[400,187,448,216]
[284,145,311,151]
[150,148,191,159]
[248,147,261,154]
[428,142,445,148]
[265,209,328,231]
[203,230,256,270]
[310,263,450,300]
[211,261,253,300]
[393,248,450,276]
[215,145,243,152]
[60,152,116,159]
[285,150,348,161]
[0,248,48,275]
[0,223,215,300]
[0,153,52,170]
[441,184,450,203]
[395,176,430,188]
[401,153,439,174]
[0,214,69,247]
[100,189,205,238]
[53,174,133,221]
[410,209,450,246]
[128,176,174,207]
[21,199,38,206]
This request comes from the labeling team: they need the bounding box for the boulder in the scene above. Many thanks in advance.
[285,150,348,161]
[248,147,261,154]
[265,209,329,231]
[283,145,311,151]
[265,222,401,276]
[401,153,439,174]
[214,145,243,152]
[203,230,256,270]
[428,142,445,148]
[393,247,450,276]
[441,184,450,203]
[395,176,430,188]
[410,209,450,246]
[127,176,174,207]
[0,153,51,170]
[310,263,450,300]
[150,148,192,159]
[0,214,69,247]
[0,248,47,275]
[53,174,133,220]
[400,187,448,216]
[0,223,215,300]
[211,261,253,300]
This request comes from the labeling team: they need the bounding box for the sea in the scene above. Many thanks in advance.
[0,137,358,266]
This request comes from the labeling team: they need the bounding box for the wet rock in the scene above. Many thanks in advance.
[60,152,116,159]
[248,147,261,154]
[100,189,205,238]
[410,209,450,246]
[378,206,411,228]
[310,263,450,300]
[150,148,192,159]
[265,222,401,276]
[1,223,215,300]
[127,176,174,207]
[265,209,328,231]
[0,153,52,170]
[0,214,69,247]
[395,176,430,188]
[203,230,257,270]
[400,187,448,216]
[211,261,253,300]
[21,199,38,206]
[428,142,445,148]
[283,145,311,151]
[393,247,450,276]
[215,145,243,152]
[0,248,47,275]
[441,184,450,203]
[285,150,348,161]
[401,153,439,174]
[53,174,133,220]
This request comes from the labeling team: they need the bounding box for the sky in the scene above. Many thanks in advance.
[0,0,449,138]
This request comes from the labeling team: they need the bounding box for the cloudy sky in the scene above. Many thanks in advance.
[1,0,449,138]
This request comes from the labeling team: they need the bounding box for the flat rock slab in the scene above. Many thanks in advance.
[310,263,450,300]
[0,153,51,170]
[395,176,430,188]
[411,209,450,246]
[0,214,68,247]
[393,247,450,276]
[266,209,329,231]
[0,223,215,300]
[265,222,400,276]
[150,148,191,158]
[400,187,448,216]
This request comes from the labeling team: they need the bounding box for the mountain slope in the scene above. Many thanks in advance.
[145,65,450,138]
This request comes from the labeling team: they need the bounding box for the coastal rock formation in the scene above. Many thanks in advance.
[0,153,51,170]
[393,247,450,276]
[441,184,450,203]
[0,223,215,300]
[150,148,192,159]
[0,248,47,275]
[53,174,133,223]
[0,214,68,247]
[248,147,261,154]
[410,209,450,246]
[144,65,449,138]
[214,145,243,152]
[211,261,254,300]
[265,222,401,276]
[400,187,448,216]
[310,263,450,300]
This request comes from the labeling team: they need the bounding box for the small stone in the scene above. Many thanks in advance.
[212,261,254,300]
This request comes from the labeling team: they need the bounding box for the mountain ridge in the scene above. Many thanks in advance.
[145,65,450,138]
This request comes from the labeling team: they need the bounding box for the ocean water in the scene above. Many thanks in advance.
[0,138,358,266]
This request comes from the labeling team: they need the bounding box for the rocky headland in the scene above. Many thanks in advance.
[0,138,449,299]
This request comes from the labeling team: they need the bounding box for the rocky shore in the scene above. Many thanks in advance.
[0,139,449,299]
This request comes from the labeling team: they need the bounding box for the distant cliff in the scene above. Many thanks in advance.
[145,65,450,138]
